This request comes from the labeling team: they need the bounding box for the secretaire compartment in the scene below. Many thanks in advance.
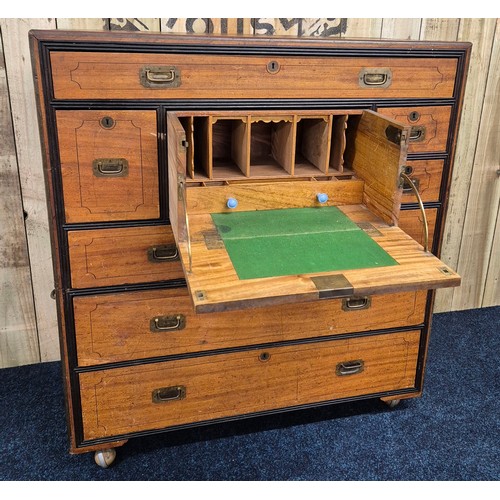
[67,225,184,289]
[167,109,460,313]
[73,287,427,366]
[56,110,160,223]
[79,329,421,440]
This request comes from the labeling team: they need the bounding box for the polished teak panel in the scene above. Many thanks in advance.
[56,110,160,223]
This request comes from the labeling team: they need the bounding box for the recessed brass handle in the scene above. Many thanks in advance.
[342,296,371,311]
[359,68,392,88]
[152,386,186,403]
[402,177,420,194]
[147,244,180,262]
[400,172,429,253]
[92,158,129,177]
[150,314,186,333]
[336,360,364,376]
[409,126,426,142]
[140,66,181,88]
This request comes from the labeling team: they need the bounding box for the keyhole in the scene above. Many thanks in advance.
[267,60,280,74]
[408,111,420,122]
[100,116,115,129]
[404,165,414,175]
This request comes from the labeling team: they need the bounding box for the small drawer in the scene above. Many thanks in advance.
[377,106,452,153]
[402,160,444,204]
[50,51,457,101]
[399,208,439,252]
[73,288,427,366]
[67,226,184,289]
[79,330,420,440]
[56,110,160,223]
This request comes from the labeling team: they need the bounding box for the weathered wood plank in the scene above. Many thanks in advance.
[56,18,108,30]
[381,19,422,40]
[0,18,59,362]
[419,18,459,40]
[298,19,346,37]
[434,18,497,312]
[252,19,299,36]
[451,19,500,310]
[482,204,499,307]
[109,18,160,31]
[0,27,39,368]
[342,18,382,38]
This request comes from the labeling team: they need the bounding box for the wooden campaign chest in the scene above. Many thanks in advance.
[30,30,470,467]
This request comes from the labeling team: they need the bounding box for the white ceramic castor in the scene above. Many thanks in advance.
[94,448,116,468]
[383,399,401,409]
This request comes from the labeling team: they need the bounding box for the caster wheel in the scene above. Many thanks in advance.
[383,399,401,409]
[94,448,116,468]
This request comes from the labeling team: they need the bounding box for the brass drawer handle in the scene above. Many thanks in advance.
[402,177,420,194]
[92,158,129,177]
[359,68,392,88]
[140,66,181,88]
[336,360,364,376]
[147,244,179,263]
[342,296,371,311]
[150,314,186,332]
[152,386,186,403]
[409,126,426,142]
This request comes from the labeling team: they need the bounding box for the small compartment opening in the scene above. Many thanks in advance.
[212,118,249,179]
[193,116,211,180]
[250,119,294,177]
[294,117,331,176]
[329,115,349,175]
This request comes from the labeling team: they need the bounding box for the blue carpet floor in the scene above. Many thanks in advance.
[0,306,498,481]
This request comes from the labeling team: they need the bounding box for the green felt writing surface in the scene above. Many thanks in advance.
[211,207,398,280]
[211,206,359,239]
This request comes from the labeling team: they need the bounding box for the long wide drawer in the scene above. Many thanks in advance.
[73,287,427,366]
[50,51,457,100]
[67,226,184,289]
[80,330,421,440]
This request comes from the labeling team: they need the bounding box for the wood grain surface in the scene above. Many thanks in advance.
[56,110,160,223]
[79,330,421,439]
[50,51,457,100]
[73,287,426,366]
[67,226,184,288]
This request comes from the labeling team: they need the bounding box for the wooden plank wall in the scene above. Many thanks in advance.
[0,18,498,367]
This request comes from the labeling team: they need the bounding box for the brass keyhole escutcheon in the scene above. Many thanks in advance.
[267,60,280,74]
[408,111,420,122]
[100,116,115,129]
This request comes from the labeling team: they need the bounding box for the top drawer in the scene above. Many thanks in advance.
[50,51,457,100]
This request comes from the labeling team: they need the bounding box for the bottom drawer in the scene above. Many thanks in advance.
[80,330,420,441]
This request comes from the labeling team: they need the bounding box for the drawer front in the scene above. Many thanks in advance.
[377,106,452,153]
[67,226,184,288]
[50,51,457,100]
[402,159,444,204]
[399,208,438,251]
[56,110,160,223]
[73,288,426,366]
[80,330,421,440]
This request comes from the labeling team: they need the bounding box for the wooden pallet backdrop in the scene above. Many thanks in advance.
[0,18,498,368]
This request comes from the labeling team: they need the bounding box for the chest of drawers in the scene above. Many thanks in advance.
[30,30,470,467]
